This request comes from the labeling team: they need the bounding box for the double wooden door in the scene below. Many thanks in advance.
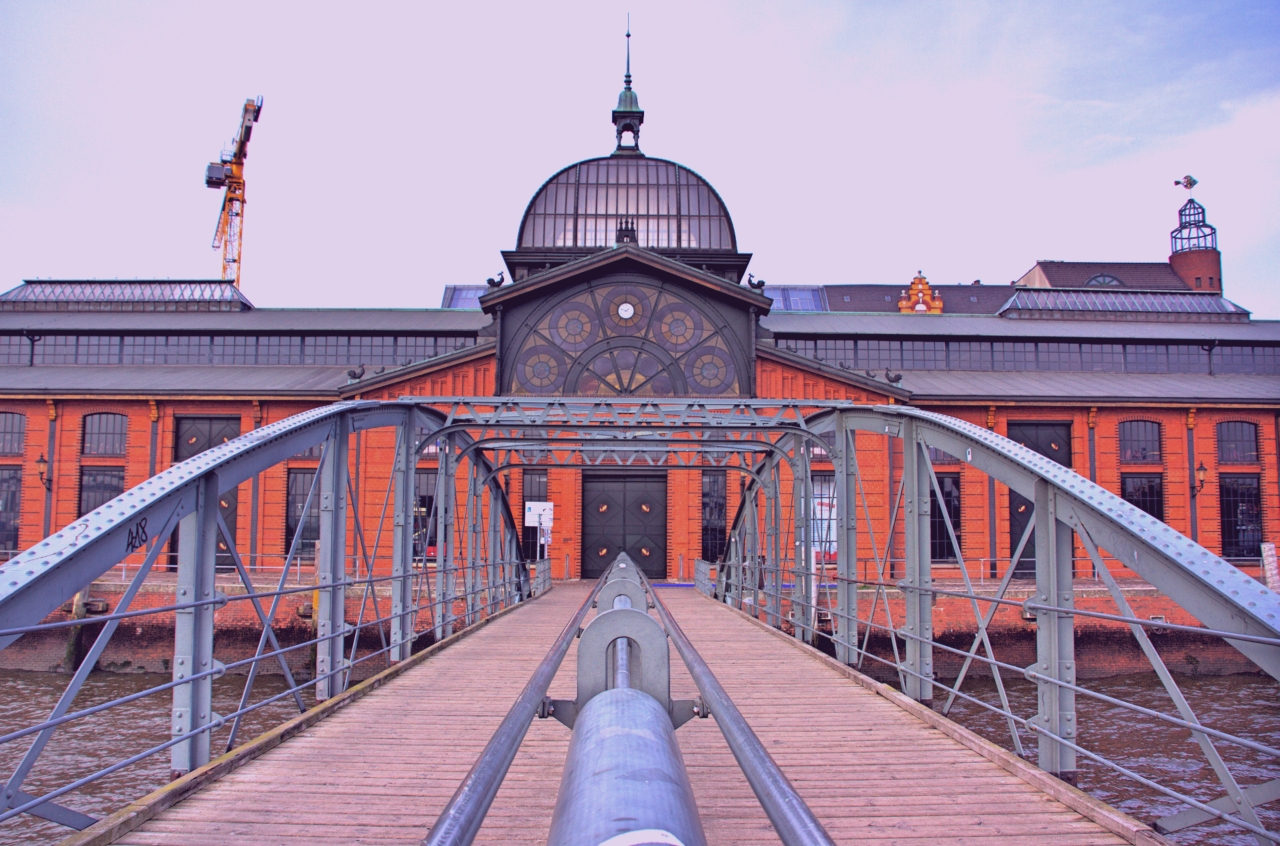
[582,474,667,580]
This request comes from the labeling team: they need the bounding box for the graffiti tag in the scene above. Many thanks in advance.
[125,518,148,553]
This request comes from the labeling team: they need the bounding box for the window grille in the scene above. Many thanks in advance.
[1118,421,1161,463]
[0,414,25,456]
[930,473,961,560]
[701,470,727,562]
[0,337,24,365]
[1220,474,1262,559]
[79,467,124,516]
[1121,474,1164,522]
[991,343,1035,371]
[286,469,321,559]
[413,469,437,559]
[82,413,127,456]
[1078,344,1125,372]
[0,468,20,556]
[1217,422,1259,463]
[521,469,549,560]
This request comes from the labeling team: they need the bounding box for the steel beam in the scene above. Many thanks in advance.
[1032,479,1076,781]
[902,420,934,705]
[834,413,857,664]
[170,474,220,776]
[316,416,350,700]
[390,413,416,662]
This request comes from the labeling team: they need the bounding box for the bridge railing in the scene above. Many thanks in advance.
[715,404,1280,844]
[0,401,545,839]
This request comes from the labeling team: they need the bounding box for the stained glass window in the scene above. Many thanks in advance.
[509,283,744,397]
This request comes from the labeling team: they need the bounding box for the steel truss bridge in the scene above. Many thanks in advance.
[0,397,1277,844]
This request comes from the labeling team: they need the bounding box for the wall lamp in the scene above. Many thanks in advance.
[35,453,53,491]
[1190,461,1208,498]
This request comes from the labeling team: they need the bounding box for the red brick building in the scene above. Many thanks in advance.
[0,78,1274,586]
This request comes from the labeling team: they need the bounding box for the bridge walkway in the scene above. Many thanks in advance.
[102,583,1131,846]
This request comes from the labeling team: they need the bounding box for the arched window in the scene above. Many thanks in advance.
[82,413,127,456]
[1118,421,1161,463]
[1085,274,1123,286]
[1217,421,1259,464]
[0,413,25,456]
[508,282,747,398]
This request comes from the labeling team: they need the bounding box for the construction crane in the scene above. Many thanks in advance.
[205,97,263,287]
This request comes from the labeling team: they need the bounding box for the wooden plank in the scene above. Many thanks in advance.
[659,588,1167,845]
[73,582,1170,846]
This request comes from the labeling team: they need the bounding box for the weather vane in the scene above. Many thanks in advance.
[1175,174,1198,192]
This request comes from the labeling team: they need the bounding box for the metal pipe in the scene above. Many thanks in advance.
[613,594,632,689]
[645,576,836,846]
[546,688,705,846]
[422,572,608,846]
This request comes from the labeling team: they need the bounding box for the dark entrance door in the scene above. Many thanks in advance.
[173,417,242,570]
[582,474,666,580]
[1007,422,1071,579]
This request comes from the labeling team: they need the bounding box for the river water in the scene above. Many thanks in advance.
[0,670,1276,844]
[0,671,296,845]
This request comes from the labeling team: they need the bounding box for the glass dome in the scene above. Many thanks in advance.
[517,157,736,252]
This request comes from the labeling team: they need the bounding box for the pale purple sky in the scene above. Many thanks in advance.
[1,2,1277,314]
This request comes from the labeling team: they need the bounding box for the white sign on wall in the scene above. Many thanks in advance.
[524,501,554,529]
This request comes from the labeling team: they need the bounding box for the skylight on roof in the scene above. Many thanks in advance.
[0,280,253,312]
[765,287,827,312]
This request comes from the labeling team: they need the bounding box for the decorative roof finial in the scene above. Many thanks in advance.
[611,15,644,155]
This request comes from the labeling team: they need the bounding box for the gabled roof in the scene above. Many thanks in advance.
[1017,261,1187,290]
[478,244,773,313]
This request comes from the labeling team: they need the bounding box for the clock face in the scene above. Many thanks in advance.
[511,282,742,397]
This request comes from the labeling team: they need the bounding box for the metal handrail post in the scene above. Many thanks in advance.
[391,414,415,661]
[645,572,836,846]
[902,420,934,704]
[422,571,609,846]
[170,473,220,776]
[316,416,350,700]
[1034,479,1078,782]
[834,413,856,664]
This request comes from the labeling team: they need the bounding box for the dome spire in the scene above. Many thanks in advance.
[612,16,644,156]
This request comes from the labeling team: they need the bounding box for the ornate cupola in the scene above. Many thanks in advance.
[612,27,644,155]
[1169,182,1223,292]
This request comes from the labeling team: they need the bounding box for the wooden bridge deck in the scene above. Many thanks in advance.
[102,583,1139,846]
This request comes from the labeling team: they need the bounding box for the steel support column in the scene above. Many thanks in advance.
[794,435,815,644]
[170,474,220,776]
[834,413,858,664]
[766,458,782,628]
[434,434,455,641]
[1033,479,1077,782]
[487,478,500,615]
[316,418,350,700]
[390,414,415,662]
[902,420,933,705]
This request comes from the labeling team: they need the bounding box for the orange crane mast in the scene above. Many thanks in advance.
[205,97,263,287]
